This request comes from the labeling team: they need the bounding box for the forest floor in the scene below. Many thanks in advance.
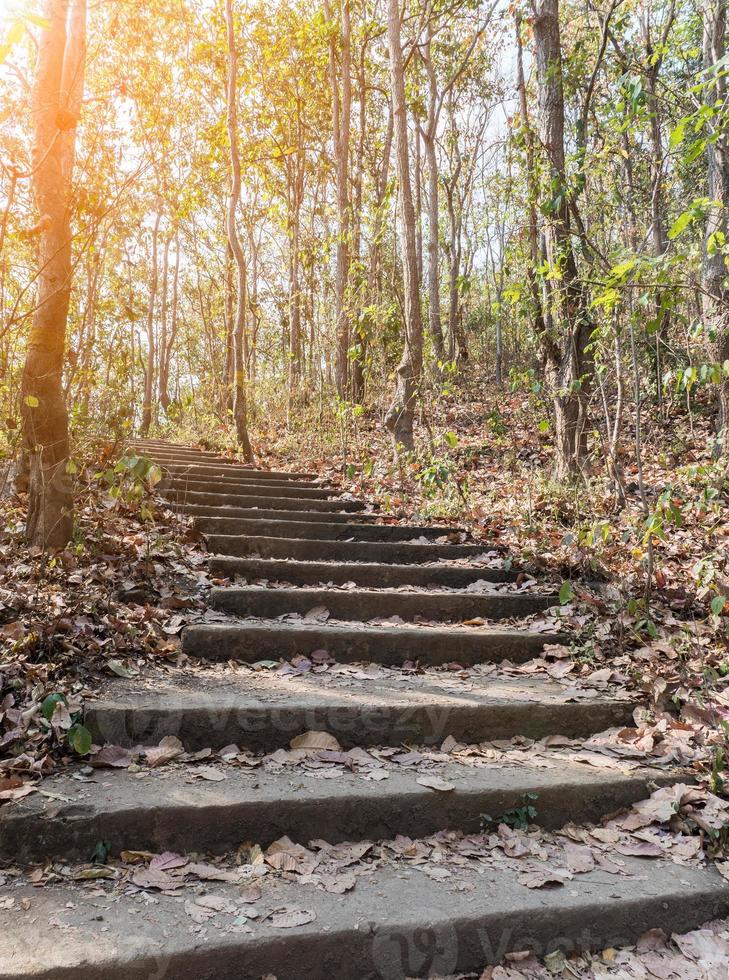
[1,374,728,977]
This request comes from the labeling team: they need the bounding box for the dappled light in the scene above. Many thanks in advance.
[1,0,729,976]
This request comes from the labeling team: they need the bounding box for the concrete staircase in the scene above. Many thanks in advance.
[0,439,726,980]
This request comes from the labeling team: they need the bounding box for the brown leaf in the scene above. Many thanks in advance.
[289,730,341,752]
[268,906,317,929]
[91,744,132,768]
[416,775,456,792]
[144,735,185,768]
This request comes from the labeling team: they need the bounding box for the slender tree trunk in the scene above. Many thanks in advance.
[385,0,423,453]
[703,0,729,456]
[223,244,234,412]
[531,0,592,478]
[224,0,254,461]
[640,5,675,403]
[515,13,547,343]
[20,0,86,549]
[288,146,305,397]
[352,107,393,404]
[140,210,160,437]
[160,229,179,413]
[158,233,170,412]
[325,0,352,398]
[421,34,445,362]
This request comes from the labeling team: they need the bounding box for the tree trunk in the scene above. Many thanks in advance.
[324,0,352,398]
[160,229,179,413]
[703,0,729,455]
[640,5,675,402]
[515,13,547,344]
[531,0,592,478]
[385,0,423,453]
[158,233,170,412]
[140,210,160,437]
[353,107,393,405]
[224,0,254,461]
[20,0,86,549]
[421,33,445,362]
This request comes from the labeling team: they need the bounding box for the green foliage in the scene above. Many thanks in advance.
[95,455,162,519]
[481,793,539,832]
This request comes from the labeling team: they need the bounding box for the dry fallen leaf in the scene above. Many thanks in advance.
[268,906,317,929]
[416,775,456,792]
[144,735,185,768]
[290,730,341,752]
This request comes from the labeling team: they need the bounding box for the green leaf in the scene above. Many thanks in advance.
[712,595,727,616]
[443,431,458,448]
[559,581,574,604]
[41,693,66,722]
[68,724,92,756]
[537,420,550,433]
[669,116,688,149]
[668,211,693,240]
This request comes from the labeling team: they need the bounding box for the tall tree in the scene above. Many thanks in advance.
[224,0,254,461]
[530,0,593,478]
[702,0,729,456]
[324,0,352,398]
[140,209,161,437]
[20,0,86,549]
[385,0,423,452]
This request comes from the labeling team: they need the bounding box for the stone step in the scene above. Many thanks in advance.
[0,759,676,864]
[178,504,379,524]
[163,479,337,499]
[209,585,552,622]
[207,534,492,564]
[127,444,317,480]
[160,463,320,482]
[2,857,725,980]
[85,672,635,751]
[209,556,519,586]
[162,470,325,489]
[181,620,560,666]
[167,492,365,512]
[196,516,466,541]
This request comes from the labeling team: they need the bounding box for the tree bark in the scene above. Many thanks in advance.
[385,0,423,453]
[20,0,86,549]
[224,0,254,461]
[703,0,729,455]
[140,210,160,437]
[531,0,592,478]
[421,30,446,362]
[515,13,547,345]
[160,229,179,413]
[324,0,352,398]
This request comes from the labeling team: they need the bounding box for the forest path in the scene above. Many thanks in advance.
[0,440,727,979]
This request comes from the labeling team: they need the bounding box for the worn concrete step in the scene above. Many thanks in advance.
[209,586,552,622]
[166,491,365,511]
[0,760,675,864]
[1,856,725,980]
[127,444,317,480]
[154,460,324,481]
[181,620,560,666]
[207,534,491,564]
[196,516,465,541]
[210,556,518,586]
[178,504,379,524]
[163,479,337,500]
[85,672,635,751]
[162,466,329,488]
